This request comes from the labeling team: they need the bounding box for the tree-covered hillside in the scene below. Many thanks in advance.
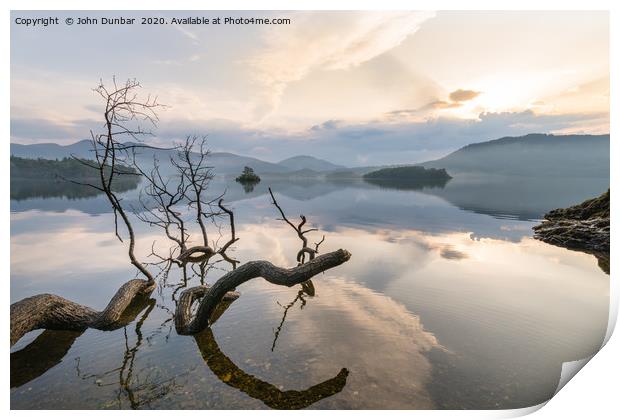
[363,166,452,190]
[10,156,138,180]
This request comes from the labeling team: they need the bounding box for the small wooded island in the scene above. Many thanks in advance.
[363,166,452,190]
[235,166,261,192]
[235,166,261,183]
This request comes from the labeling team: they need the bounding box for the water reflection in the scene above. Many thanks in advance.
[11,174,609,223]
[10,294,156,391]
[271,282,314,352]
[363,175,450,191]
[11,177,140,201]
[70,296,189,409]
[11,329,84,389]
[10,178,609,409]
[195,328,349,409]
[238,179,260,193]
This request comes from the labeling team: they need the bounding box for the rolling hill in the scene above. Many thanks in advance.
[11,133,610,180]
[10,141,323,176]
[10,139,94,160]
[277,155,344,172]
[419,133,609,177]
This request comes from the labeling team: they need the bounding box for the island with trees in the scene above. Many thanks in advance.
[235,166,261,192]
[362,166,452,190]
[11,79,352,375]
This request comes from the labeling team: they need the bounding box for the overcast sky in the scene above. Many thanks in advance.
[11,10,609,165]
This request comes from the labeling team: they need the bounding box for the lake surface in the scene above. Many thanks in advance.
[10,175,610,409]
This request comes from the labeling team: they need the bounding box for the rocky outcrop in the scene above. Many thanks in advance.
[533,190,609,273]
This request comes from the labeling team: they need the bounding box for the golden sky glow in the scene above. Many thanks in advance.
[10,10,609,164]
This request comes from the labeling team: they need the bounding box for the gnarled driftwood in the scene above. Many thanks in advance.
[10,279,155,346]
[175,249,351,334]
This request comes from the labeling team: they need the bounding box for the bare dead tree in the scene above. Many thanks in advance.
[11,78,164,345]
[171,136,240,268]
[70,78,164,283]
[177,136,215,247]
[11,80,351,348]
[132,154,191,268]
[216,198,239,268]
[174,188,350,335]
[133,136,238,271]
[268,187,325,264]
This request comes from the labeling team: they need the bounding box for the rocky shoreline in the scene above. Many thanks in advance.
[533,190,610,273]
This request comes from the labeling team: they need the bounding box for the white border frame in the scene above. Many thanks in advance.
[3,2,616,419]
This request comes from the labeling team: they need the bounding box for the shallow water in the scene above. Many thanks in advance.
[10,177,609,409]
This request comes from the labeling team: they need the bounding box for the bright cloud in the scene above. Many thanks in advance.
[248,11,436,117]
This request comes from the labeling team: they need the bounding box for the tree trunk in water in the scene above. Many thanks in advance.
[10,279,155,347]
[175,249,351,334]
[11,249,351,345]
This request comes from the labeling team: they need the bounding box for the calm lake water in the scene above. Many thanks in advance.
[10,175,610,409]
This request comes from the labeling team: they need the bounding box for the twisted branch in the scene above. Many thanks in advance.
[10,279,155,346]
[175,249,351,335]
[268,187,324,264]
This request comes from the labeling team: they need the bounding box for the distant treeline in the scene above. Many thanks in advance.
[10,156,138,180]
[10,156,140,200]
[363,166,452,191]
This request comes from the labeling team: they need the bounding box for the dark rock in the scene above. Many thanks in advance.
[533,190,609,273]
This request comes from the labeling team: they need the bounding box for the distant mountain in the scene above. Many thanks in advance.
[10,141,293,176]
[10,139,94,160]
[205,152,289,175]
[277,155,344,172]
[11,133,610,180]
[10,141,350,177]
[419,133,609,177]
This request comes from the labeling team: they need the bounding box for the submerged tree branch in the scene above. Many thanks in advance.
[175,249,351,335]
[10,279,155,346]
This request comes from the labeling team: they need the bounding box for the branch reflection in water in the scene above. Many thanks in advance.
[10,127,351,408]
[73,297,187,409]
[271,280,315,352]
[195,298,348,410]
[11,223,349,410]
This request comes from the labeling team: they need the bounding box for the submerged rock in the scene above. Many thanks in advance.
[533,190,610,273]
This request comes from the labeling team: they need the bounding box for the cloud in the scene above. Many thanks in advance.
[249,11,436,117]
[386,100,462,119]
[427,100,462,110]
[448,89,481,102]
[10,118,98,143]
[385,89,481,120]
[11,109,608,167]
[440,247,468,260]
[311,119,342,131]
